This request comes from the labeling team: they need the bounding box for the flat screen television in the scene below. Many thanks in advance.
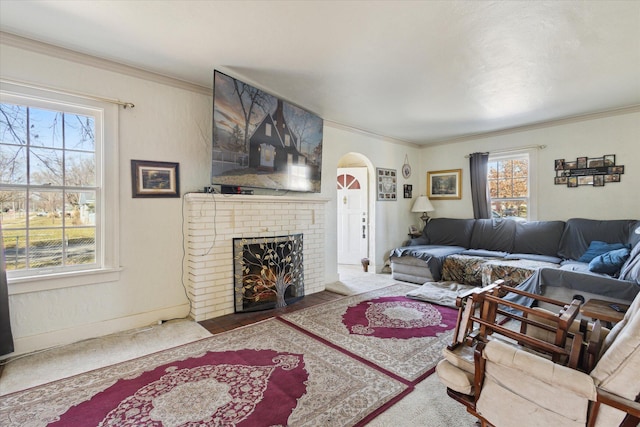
[212,70,323,193]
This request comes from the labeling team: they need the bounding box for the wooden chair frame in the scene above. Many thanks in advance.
[444,280,639,427]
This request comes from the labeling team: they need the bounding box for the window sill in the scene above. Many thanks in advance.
[7,267,123,295]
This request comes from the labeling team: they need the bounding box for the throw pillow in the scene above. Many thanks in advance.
[588,248,631,275]
[577,241,628,263]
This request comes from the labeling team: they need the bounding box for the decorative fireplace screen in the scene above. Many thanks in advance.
[233,234,304,313]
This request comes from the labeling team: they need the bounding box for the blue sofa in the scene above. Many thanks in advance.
[390,217,640,305]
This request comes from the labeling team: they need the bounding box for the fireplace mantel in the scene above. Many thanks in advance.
[185,193,330,204]
[184,192,329,321]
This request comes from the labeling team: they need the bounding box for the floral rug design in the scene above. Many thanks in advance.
[280,283,458,382]
[343,296,456,339]
[0,320,407,427]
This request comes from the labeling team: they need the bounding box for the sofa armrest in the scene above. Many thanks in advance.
[483,340,597,400]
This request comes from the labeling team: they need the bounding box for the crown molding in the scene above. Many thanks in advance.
[425,104,640,147]
[324,120,419,148]
[0,31,211,96]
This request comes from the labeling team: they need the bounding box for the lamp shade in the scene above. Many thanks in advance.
[411,196,434,213]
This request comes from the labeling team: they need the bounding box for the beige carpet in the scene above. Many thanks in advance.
[0,319,213,396]
[0,266,476,426]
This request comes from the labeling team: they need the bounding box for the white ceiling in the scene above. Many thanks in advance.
[1,1,639,145]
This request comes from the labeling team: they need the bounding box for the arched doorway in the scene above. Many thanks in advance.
[337,153,372,267]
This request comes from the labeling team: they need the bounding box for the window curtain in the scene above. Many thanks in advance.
[469,152,491,219]
[0,223,14,356]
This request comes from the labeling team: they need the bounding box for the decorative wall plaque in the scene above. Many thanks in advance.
[554,154,623,187]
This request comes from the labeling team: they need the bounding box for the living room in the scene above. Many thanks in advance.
[0,2,639,424]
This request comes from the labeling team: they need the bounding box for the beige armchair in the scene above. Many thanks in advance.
[436,282,640,427]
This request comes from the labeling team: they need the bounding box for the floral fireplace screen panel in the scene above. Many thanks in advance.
[233,234,304,313]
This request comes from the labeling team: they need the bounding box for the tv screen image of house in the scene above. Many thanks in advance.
[212,70,323,192]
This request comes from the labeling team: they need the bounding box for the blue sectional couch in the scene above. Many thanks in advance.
[390,217,640,306]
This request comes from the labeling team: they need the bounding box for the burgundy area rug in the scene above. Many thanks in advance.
[280,283,458,383]
[0,320,408,427]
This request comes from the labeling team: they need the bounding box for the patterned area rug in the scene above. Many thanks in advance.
[280,283,458,382]
[0,320,408,427]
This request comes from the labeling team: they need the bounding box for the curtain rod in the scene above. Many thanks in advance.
[465,144,546,158]
[0,77,135,109]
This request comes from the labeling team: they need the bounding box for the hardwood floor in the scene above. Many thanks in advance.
[198,290,344,334]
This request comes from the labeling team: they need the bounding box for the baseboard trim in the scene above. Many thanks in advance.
[5,304,190,359]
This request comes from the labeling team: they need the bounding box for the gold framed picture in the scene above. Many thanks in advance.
[427,169,462,200]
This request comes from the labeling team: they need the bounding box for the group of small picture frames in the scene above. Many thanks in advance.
[554,154,624,187]
[376,168,397,200]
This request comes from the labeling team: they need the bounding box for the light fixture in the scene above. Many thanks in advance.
[411,195,435,224]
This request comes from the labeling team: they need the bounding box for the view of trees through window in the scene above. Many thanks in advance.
[1,101,98,272]
[488,156,529,220]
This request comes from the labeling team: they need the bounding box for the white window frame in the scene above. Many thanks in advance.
[1,84,120,294]
[488,149,538,221]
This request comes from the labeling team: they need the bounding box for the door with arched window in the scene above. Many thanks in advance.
[337,167,368,264]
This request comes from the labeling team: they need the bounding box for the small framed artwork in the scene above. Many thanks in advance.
[555,176,568,185]
[427,169,462,200]
[554,159,565,170]
[577,157,587,169]
[568,176,578,187]
[603,154,616,166]
[578,175,594,186]
[131,160,180,198]
[593,175,604,187]
[376,168,397,201]
[608,165,624,174]
[403,184,413,199]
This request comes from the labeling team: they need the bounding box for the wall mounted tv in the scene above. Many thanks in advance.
[212,70,323,193]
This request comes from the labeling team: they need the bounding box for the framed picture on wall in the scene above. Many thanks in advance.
[427,169,462,200]
[376,168,397,201]
[403,184,412,198]
[131,160,180,198]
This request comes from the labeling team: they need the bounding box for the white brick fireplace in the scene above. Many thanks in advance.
[184,193,329,321]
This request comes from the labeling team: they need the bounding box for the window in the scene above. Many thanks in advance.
[265,123,271,136]
[488,153,529,220]
[1,86,119,291]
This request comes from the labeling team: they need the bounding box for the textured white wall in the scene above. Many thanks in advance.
[321,125,422,274]
[419,110,640,221]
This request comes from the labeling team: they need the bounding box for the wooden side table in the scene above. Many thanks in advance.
[580,299,629,327]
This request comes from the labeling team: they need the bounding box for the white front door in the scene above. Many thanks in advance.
[337,167,368,264]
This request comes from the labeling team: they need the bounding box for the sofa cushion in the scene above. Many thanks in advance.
[505,253,563,264]
[513,220,565,257]
[425,218,475,247]
[436,359,474,395]
[619,242,640,284]
[558,218,638,261]
[591,292,640,403]
[461,249,509,258]
[469,219,516,252]
[588,248,631,275]
[559,261,592,274]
